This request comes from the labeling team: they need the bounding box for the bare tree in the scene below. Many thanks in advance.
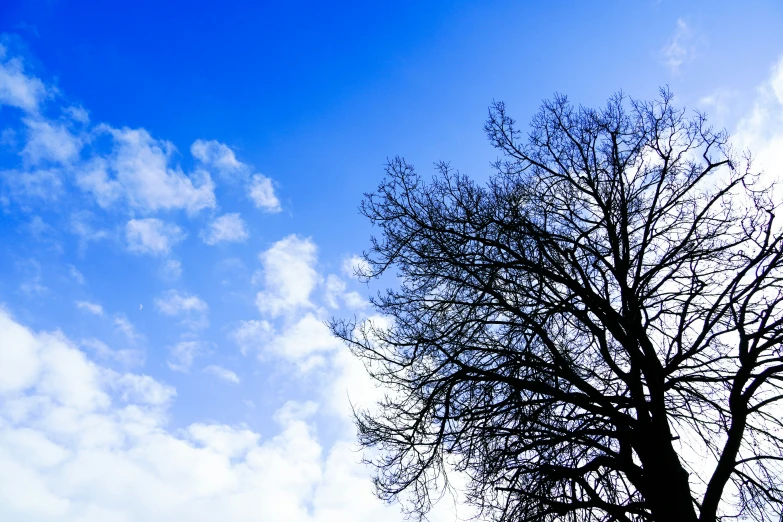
[331,91,783,522]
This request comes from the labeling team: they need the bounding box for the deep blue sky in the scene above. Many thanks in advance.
[4,1,782,258]
[0,2,782,521]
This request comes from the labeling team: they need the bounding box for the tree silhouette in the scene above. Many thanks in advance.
[332,91,783,522]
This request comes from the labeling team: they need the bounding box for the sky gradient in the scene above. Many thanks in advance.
[1,1,783,520]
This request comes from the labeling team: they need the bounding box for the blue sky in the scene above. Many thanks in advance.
[1,1,782,520]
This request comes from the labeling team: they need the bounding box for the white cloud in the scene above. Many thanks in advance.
[191,139,281,211]
[126,218,186,256]
[0,293,467,522]
[75,156,123,207]
[80,338,144,368]
[71,211,109,249]
[342,291,369,310]
[248,174,281,212]
[660,19,695,74]
[75,301,104,316]
[155,290,209,331]
[0,49,46,112]
[698,89,740,128]
[27,216,55,240]
[185,422,259,458]
[0,310,109,406]
[324,274,346,309]
[160,259,182,281]
[200,213,249,245]
[0,49,224,218]
[230,319,274,356]
[16,258,48,296]
[64,105,89,124]
[154,290,208,315]
[167,340,206,373]
[22,118,83,165]
[266,313,343,370]
[113,314,141,342]
[69,265,85,284]
[733,55,783,187]
[0,49,476,522]
[341,255,371,280]
[203,365,241,384]
[255,235,319,317]
[324,274,370,310]
[191,139,245,180]
[2,168,62,201]
[112,372,176,406]
[78,126,216,214]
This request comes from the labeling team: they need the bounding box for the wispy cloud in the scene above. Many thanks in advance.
[204,364,241,384]
[154,289,208,315]
[113,313,142,342]
[75,300,104,316]
[160,259,183,281]
[660,19,696,74]
[200,213,249,245]
[167,339,206,372]
[80,337,144,367]
[155,289,209,330]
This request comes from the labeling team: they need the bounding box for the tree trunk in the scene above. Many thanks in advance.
[636,426,699,522]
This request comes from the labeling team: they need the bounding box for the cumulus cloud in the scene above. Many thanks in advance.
[342,291,369,310]
[200,213,249,245]
[111,372,176,406]
[22,118,83,165]
[248,174,281,212]
[255,235,319,317]
[0,309,421,522]
[0,49,271,222]
[0,47,46,112]
[324,274,369,311]
[80,126,216,214]
[204,365,241,384]
[265,313,344,370]
[126,218,186,256]
[0,45,474,522]
[324,274,346,309]
[733,55,783,186]
[0,50,215,215]
[191,139,245,179]
[341,254,371,280]
[191,139,281,212]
